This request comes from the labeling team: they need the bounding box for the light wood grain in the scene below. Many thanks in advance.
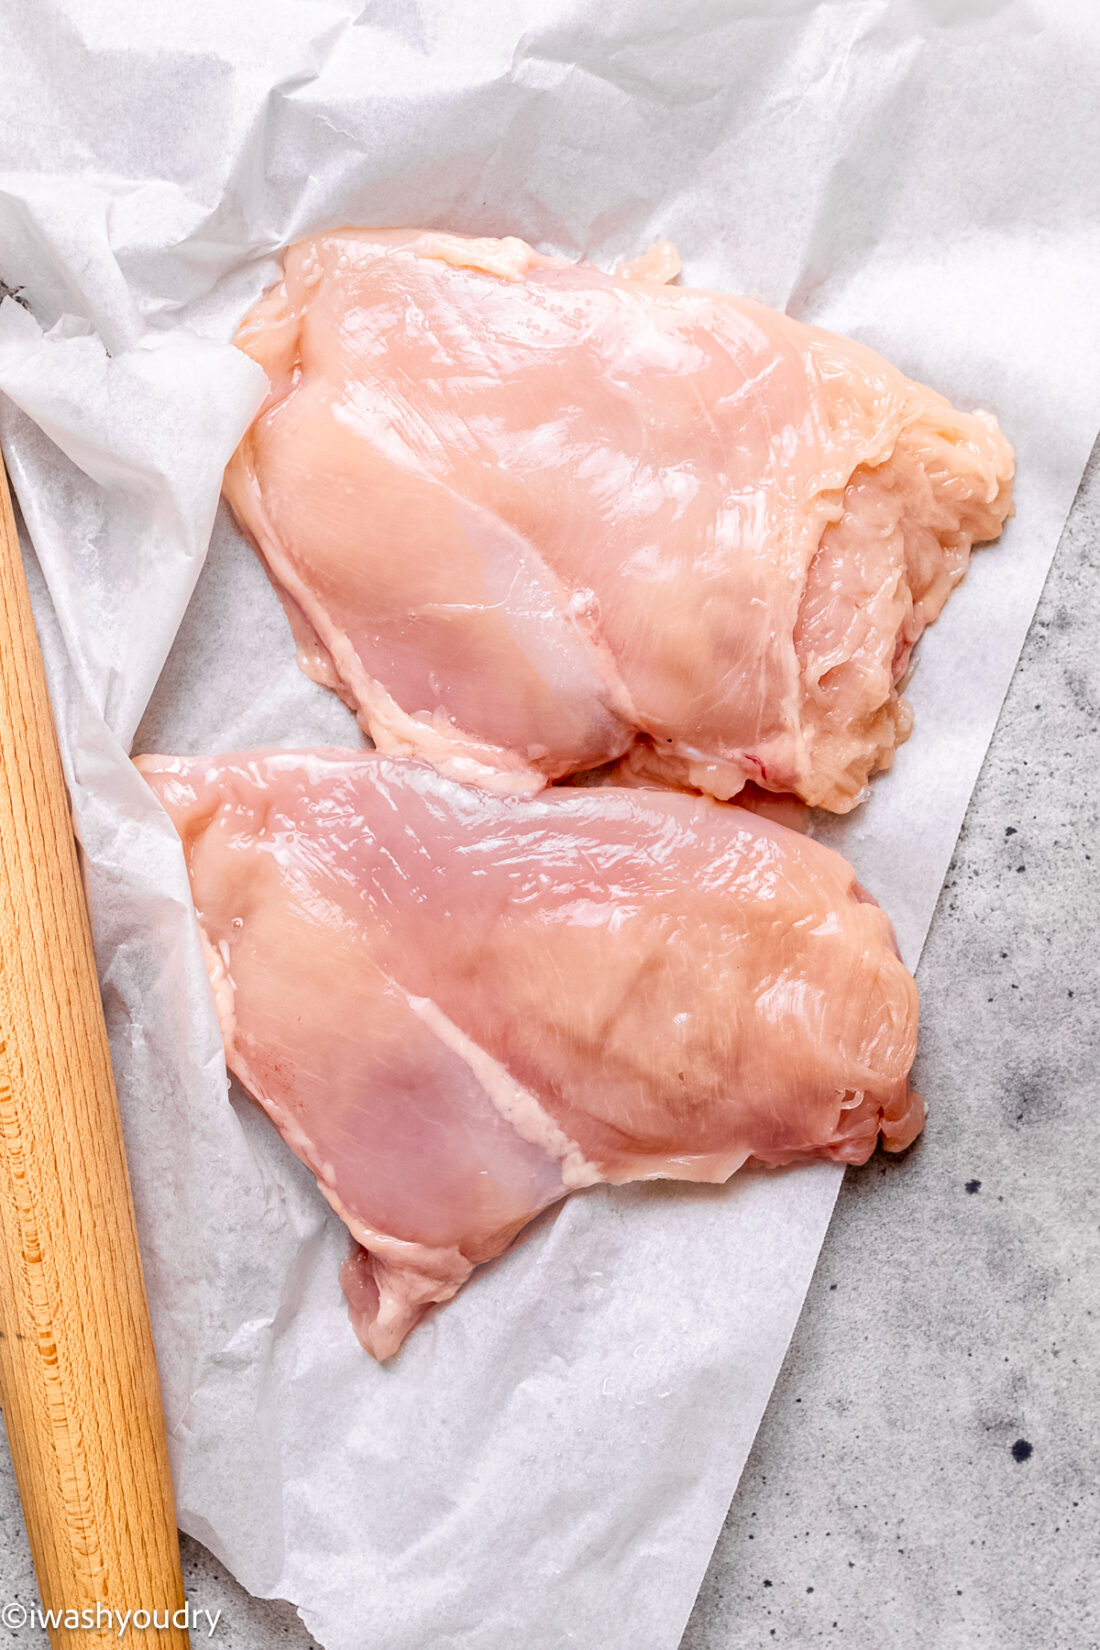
[0,457,189,1648]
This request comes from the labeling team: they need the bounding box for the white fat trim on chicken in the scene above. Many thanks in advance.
[404,993,603,1190]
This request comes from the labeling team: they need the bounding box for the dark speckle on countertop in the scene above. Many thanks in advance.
[0,279,30,310]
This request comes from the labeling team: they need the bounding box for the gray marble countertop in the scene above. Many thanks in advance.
[0,447,1096,1650]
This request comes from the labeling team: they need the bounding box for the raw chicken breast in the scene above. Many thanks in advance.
[224,227,1013,810]
[137,749,921,1359]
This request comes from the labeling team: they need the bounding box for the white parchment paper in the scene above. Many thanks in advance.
[1,3,1099,1646]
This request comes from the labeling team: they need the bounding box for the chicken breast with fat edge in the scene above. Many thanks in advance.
[224,227,1013,808]
[138,748,921,1359]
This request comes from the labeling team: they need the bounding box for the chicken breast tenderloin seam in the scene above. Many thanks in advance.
[137,749,921,1359]
[206,921,603,1357]
[224,226,1013,809]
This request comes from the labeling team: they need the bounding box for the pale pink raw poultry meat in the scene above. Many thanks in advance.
[137,748,921,1359]
[224,227,1014,810]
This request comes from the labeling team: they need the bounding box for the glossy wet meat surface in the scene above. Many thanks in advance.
[138,749,921,1358]
[224,227,1013,809]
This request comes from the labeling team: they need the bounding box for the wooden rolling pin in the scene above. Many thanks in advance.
[0,456,190,1647]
